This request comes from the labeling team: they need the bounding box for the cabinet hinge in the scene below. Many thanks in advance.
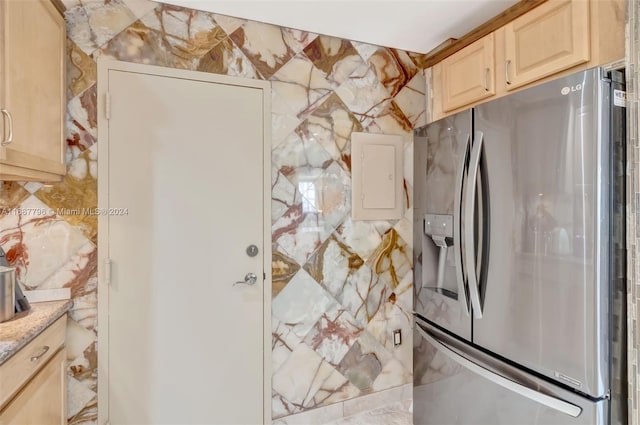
[105,258,112,285]
[105,92,111,120]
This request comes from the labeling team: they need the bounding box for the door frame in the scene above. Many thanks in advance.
[96,60,272,424]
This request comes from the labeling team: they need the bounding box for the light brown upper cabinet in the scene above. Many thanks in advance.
[502,0,589,90]
[0,0,66,182]
[439,34,496,112]
[430,0,624,122]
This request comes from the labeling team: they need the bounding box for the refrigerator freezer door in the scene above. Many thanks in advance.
[414,110,472,340]
[413,319,607,425]
[473,68,609,398]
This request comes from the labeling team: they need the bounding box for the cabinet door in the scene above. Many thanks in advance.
[440,33,495,113]
[503,0,589,90]
[0,0,66,180]
[0,349,67,425]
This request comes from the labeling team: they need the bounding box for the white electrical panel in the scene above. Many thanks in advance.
[351,132,404,220]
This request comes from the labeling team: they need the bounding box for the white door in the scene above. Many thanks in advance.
[98,62,270,425]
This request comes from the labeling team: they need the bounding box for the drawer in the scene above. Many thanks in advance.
[0,348,67,424]
[0,315,66,409]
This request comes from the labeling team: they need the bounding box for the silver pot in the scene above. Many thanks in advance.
[0,266,16,323]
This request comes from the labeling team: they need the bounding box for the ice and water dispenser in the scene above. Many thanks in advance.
[422,214,454,293]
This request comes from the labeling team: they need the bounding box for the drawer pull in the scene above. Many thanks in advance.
[30,346,50,362]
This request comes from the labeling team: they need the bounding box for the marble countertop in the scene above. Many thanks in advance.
[0,300,72,365]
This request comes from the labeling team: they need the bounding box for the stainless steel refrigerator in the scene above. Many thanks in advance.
[413,67,627,425]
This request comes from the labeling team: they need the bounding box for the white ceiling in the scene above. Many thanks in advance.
[159,0,520,54]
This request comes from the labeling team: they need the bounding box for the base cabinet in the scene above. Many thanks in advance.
[0,315,67,424]
[0,349,66,425]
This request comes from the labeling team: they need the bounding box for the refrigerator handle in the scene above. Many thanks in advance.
[415,323,583,418]
[454,134,470,315]
[465,131,484,318]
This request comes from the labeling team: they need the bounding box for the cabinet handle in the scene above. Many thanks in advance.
[1,109,13,146]
[505,60,512,85]
[484,67,490,92]
[30,345,50,362]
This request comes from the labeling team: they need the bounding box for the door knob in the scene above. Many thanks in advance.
[234,273,257,286]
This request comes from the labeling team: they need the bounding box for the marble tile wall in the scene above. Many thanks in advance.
[272,383,412,425]
[0,1,427,423]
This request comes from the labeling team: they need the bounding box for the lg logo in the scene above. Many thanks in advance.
[561,84,582,95]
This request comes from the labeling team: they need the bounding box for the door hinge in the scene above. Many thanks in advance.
[105,258,112,285]
[105,92,111,120]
